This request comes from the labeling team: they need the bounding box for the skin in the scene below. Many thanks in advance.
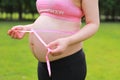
[8,0,99,61]
[48,0,100,55]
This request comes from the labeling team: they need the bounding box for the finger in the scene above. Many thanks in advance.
[8,29,12,35]
[14,31,19,39]
[11,31,23,39]
[15,27,23,30]
[17,32,24,39]
[47,41,58,49]
[11,30,16,39]
[11,26,24,32]
[50,47,63,56]
[8,28,17,36]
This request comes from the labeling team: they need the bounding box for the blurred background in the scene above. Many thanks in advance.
[0,0,119,21]
[0,0,120,80]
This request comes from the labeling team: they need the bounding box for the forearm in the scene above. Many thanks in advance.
[67,23,99,45]
[66,0,100,46]
[24,23,33,28]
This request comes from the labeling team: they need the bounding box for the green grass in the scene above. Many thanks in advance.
[0,21,38,80]
[0,21,120,80]
[84,22,120,80]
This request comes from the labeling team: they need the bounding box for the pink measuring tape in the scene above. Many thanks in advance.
[21,29,75,77]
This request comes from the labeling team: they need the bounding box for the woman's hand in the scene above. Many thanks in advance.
[8,25,29,39]
[47,38,70,56]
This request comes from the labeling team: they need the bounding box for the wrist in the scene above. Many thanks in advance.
[24,24,33,31]
[24,26,31,31]
[66,36,79,46]
[64,37,74,46]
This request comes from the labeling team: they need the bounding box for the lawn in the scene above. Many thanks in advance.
[0,21,120,80]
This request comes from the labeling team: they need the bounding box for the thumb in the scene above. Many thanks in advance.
[49,46,62,56]
[12,25,24,30]
[47,40,58,49]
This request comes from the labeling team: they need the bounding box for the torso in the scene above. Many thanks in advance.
[29,0,83,62]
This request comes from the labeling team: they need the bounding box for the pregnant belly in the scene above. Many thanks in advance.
[29,29,79,62]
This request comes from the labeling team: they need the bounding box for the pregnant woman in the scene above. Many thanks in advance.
[8,0,100,80]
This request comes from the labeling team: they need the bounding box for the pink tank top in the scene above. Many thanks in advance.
[36,0,84,22]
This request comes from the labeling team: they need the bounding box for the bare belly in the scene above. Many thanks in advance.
[29,16,82,62]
